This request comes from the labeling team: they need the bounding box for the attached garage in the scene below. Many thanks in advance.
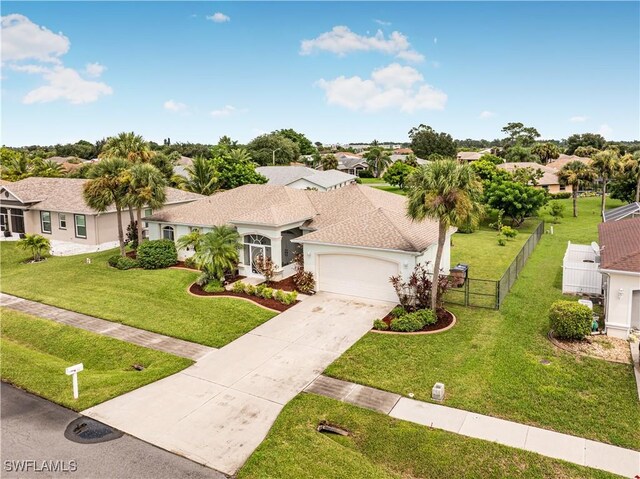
[317,254,400,302]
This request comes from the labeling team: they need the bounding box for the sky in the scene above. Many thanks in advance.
[1,1,639,147]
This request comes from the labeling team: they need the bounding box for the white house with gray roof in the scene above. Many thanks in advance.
[146,183,453,302]
[256,166,356,191]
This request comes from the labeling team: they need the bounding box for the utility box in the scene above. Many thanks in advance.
[450,264,469,288]
[432,382,445,401]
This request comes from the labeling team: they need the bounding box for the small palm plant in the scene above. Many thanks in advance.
[558,161,596,217]
[18,234,50,262]
[184,226,240,281]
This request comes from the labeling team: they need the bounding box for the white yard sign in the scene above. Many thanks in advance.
[65,363,84,399]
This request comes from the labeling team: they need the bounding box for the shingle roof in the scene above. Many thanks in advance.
[457,151,483,161]
[149,183,443,252]
[256,166,317,185]
[497,162,561,186]
[598,217,640,273]
[0,177,203,215]
[602,202,640,222]
[546,154,591,171]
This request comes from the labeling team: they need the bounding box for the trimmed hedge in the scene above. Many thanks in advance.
[373,319,389,331]
[549,192,571,199]
[115,257,138,270]
[549,300,592,340]
[390,314,424,332]
[136,240,178,270]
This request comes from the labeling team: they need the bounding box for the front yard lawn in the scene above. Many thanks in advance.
[0,308,192,411]
[0,244,276,348]
[326,197,640,450]
[239,394,618,479]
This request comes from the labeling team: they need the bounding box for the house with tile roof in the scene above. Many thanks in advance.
[497,162,571,194]
[546,154,591,171]
[146,183,453,302]
[598,217,640,338]
[0,177,203,255]
[256,166,356,191]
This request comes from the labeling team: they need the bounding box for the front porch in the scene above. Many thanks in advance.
[238,226,303,281]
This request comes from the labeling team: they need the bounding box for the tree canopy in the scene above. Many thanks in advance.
[408,124,456,160]
[246,133,300,166]
[383,161,416,189]
[484,180,548,226]
[275,129,316,156]
[501,122,540,148]
[565,133,607,155]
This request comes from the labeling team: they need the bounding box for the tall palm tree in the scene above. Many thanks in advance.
[32,158,65,178]
[100,132,154,163]
[591,149,621,218]
[187,226,240,281]
[1,155,30,181]
[407,160,484,311]
[176,230,203,253]
[83,157,129,256]
[184,156,218,195]
[321,154,338,171]
[558,161,597,217]
[622,152,640,203]
[364,147,392,177]
[18,234,50,262]
[124,163,167,246]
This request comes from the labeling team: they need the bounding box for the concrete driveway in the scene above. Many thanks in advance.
[84,292,392,475]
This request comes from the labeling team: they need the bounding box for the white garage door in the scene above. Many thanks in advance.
[317,254,399,302]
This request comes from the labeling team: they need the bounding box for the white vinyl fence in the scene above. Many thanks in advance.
[562,241,603,295]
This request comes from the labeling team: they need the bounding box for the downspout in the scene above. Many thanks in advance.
[601,271,610,335]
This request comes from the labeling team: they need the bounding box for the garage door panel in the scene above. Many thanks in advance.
[317,254,399,302]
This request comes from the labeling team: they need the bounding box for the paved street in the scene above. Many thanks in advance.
[1,383,225,479]
[84,292,393,475]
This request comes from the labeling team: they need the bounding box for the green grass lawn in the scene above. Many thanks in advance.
[359,177,387,184]
[0,308,192,410]
[239,394,618,479]
[326,197,640,450]
[373,185,406,195]
[0,244,275,348]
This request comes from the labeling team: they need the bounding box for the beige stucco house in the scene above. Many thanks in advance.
[0,177,202,255]
[497,162,572,194]
[146,183,453,302]
[598,217,640,339]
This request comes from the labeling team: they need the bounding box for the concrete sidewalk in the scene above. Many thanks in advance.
[0,293,214,361]
[305,375,640,478]
[84,293,393,476]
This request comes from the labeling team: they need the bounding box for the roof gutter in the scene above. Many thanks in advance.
[292,238,424,256]
[598,268,640,277]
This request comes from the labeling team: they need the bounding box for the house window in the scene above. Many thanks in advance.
[190,227,200,233]
[40,211,52,234]
[559,185,566,191]
[144,208,153,217]
[59,213,67,230]
[243,234,272,266]
[74,214,87,238]
[162,225,175,241]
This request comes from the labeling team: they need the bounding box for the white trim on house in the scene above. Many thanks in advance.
[292,238,423,256]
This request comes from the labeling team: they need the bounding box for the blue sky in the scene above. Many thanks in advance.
[2,2,639,146]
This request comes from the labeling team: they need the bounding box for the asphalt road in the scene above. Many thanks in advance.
[1,382,227,479]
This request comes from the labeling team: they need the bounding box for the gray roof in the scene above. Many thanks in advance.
[256,166,355,189]
[603,202,640,222]
[389,154,428,166]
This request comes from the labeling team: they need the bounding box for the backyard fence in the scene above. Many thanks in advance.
[445,221,545,310]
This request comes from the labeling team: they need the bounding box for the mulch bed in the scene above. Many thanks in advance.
[548,331,631,364]
[269,275,300,293]
[189,283,295,312]
[375,308,455,334]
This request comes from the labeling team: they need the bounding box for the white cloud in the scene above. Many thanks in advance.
[210,105,246,118]
[300,26,424,63]
[317,63,446,113]
[207,12,230,23]
[569,115,588,123]
[1,14,69,63]
[479,110,495,119]
[8,63,49,74]
[598,124,613,138]
[434,37,438,44]
[374,19,391,26]
[164,100,187,112]
[85,62,106,78]
[22,66,112,104]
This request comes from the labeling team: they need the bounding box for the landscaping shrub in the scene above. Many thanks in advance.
[245,284,257,296]
[412,308,437,326]
[274,289,286,303]
[500,226,518,239]
[549,192,571,199]
[293,253,316,294]
[497,234,507,246]
[390,314,424,332]
[281,291,298,305]
[232,281,246,294]
[108,255,120,268]
[256,284,266,298]
[262,287,274,299]
[115,257,138,270]
[203,279,225,293]
[373,319,389,331]
[549,300,592,340]
[184,256,197,269]
[390,305,406,318]
[136,239,178,269]
[358,170,374,178]
[196,272,212,287]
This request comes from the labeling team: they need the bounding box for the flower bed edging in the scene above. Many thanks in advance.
[187,283,296,313]
[371,310,457,335]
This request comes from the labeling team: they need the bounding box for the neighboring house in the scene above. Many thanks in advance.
[389,154,428,166]
[546,154,591,171]
[497,162,572,194]
[335,153,369,176]
[146,183,454,302]
[598,218,640,338]
[603,202,640,222]
[256,166,356,191]
[173,156,193,179]
[393,148,413,155]
[457,151,483,162]
[0,177,202,255]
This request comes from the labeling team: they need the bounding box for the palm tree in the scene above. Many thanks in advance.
[321,154,338,171]
[176,230,203,253]
[100,132,154,163]
[622,152,640,203]
[184,156,218,195]
[1,155,30,181]
[558,161,597,217]
[591,149,621,218]
[364,147,392,178]
[124,163,167,246]
[32,159,65,178]
[227,148,252,163]
[18,234,50,262]
[407,160,484,311]
[187,226,240,281]
[83,157,129,256]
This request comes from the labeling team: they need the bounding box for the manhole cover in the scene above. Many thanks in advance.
[64,417,123,444]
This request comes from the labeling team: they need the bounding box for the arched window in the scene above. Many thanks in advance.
[243,234,272,268]
[162,225,175,241]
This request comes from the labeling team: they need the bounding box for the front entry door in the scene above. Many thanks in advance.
[250,245,266,274]
[10,210,25,234]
